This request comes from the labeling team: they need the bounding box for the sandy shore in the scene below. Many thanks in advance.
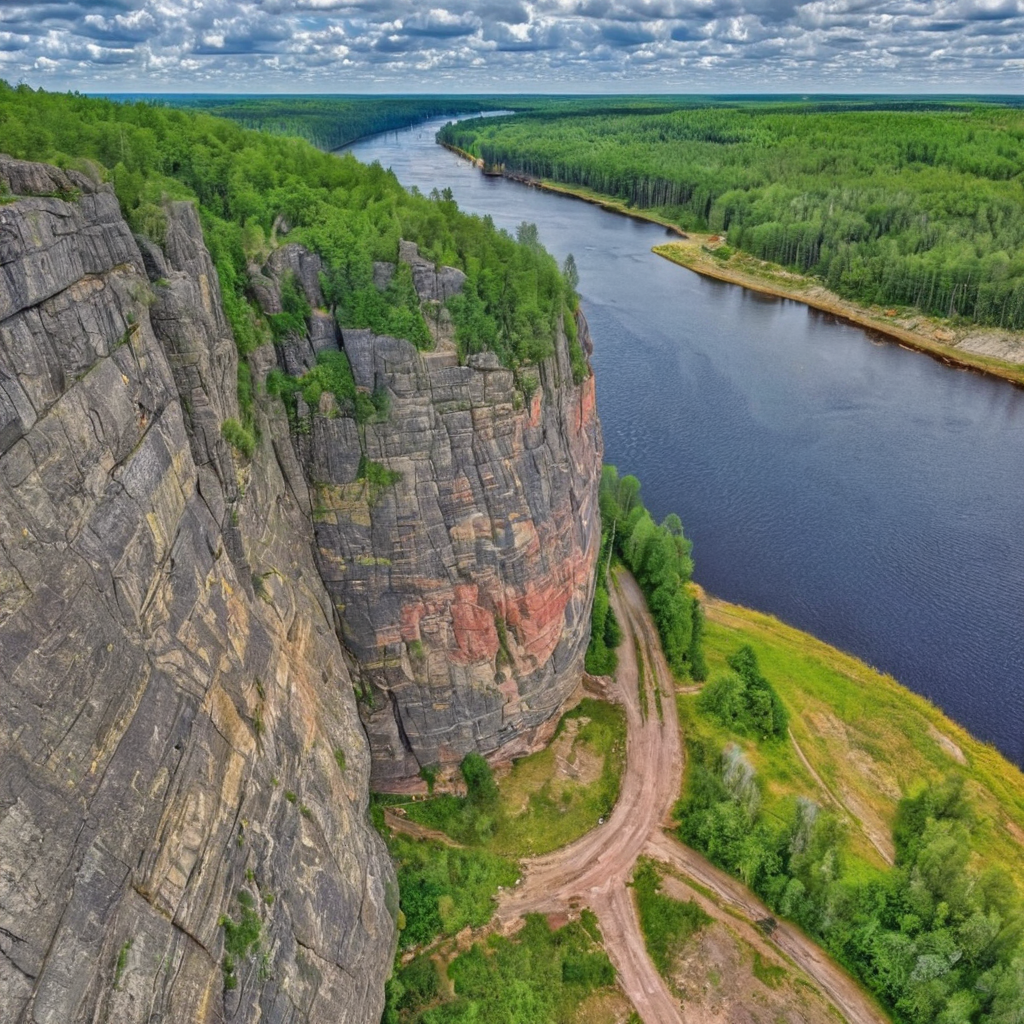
[654,239,1024,387]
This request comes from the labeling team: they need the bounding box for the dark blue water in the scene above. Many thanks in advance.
[345,118,1024,766]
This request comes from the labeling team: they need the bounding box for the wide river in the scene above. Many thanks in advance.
[344,117,1024,766]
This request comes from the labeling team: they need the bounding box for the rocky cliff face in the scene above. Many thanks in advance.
[257,244,604,787]
[0,158,395,1024]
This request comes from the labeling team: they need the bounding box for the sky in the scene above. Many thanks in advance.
[1,0,1023,94]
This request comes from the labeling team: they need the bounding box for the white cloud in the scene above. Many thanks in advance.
[0,0,1021,90]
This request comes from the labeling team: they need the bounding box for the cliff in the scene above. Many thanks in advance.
[254,243,603,786]
[0,159,396,1024]
[0,144,602,1023]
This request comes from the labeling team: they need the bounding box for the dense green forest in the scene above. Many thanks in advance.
[679,658,1024,1024]
[0,81,575,449]
[173,96,498,151]
[440,102,1024,330]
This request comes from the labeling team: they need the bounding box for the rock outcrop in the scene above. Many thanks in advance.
[258,242,604,787]
[0,145,603,1023]
[0,159,395,1024]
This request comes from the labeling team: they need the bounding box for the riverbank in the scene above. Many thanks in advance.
[694,588,1024,878]
[439,141,690,235]
[655,240,1024,388]
[440,143,1024,388]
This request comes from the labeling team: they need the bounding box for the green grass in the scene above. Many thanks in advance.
[631,858,710,977]
[751,950,787,990]
[634,638,649,721]
[697,597,1024,879]
[386,832,518,950]
[384,913,616,1024]
[402,698,626,857]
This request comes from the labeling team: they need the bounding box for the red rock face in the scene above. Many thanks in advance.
[450,585,501,664]
[305,313,603,786]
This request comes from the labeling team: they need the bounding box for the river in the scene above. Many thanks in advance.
[343,116,1024,767]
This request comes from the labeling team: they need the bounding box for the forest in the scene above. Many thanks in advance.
[440,100,1024,330]
[174,96,499,152]
[0,82,575,445]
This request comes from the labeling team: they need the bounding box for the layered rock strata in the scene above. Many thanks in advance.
[0,158,395,1024]
[260,242,604,786]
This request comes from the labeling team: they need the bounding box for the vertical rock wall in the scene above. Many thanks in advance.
[262,244,604,787]
[0,158,395,1024]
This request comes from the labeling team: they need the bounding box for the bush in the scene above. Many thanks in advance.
[387,834,517,949]
[631,859,710,975]
[569,337,589,384]
[460,752,499,810]
[221,418,256,459]
[697,645,788,740]
[432,914,615,1022]
[585,582,620,675]
[268,271,311,341]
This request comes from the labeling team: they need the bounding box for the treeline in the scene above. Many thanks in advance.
[176,96,498,152]
[596,466,705,680]
[440,102,1024,330]
[0,81,574,444]
[679,685,1024,1022]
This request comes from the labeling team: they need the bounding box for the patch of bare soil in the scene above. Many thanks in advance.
[504,715,602,815]
[928,723,967,764]
[670,919,839,1024]
[1005,818,1024,849]
[571,989,634,1024]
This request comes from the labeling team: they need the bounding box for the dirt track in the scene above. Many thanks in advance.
[496,570,683,1023]
[495,570,890,1024]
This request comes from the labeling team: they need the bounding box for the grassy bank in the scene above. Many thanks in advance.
[696,593,1024,878]
[676,592,1024,1023]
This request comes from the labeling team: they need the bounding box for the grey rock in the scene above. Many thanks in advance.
[255,243,602,787]
[0,160,396,1024]
[0,155,93,199]
[268,244,325,309]
[398,239,467,303]
[320,316,601,785]
[248,263,281,316]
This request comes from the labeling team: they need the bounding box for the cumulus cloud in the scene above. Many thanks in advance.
[0,0,1022,90]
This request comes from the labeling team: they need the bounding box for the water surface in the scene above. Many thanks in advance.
[344,118,1024,766]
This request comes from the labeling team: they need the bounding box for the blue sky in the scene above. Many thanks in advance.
[1,1,1023,93]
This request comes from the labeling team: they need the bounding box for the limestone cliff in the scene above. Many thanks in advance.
[257,243,604,787]
[0,158,396,1024]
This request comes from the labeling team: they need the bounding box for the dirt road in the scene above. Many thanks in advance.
[494,569,891,1024]
[496,570,683,1022]
[645,832,888,1024]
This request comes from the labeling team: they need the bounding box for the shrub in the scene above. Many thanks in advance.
[221,418,256,459]
[697,645,788,740]
[460,752,499,810]
[631,859,710,975]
